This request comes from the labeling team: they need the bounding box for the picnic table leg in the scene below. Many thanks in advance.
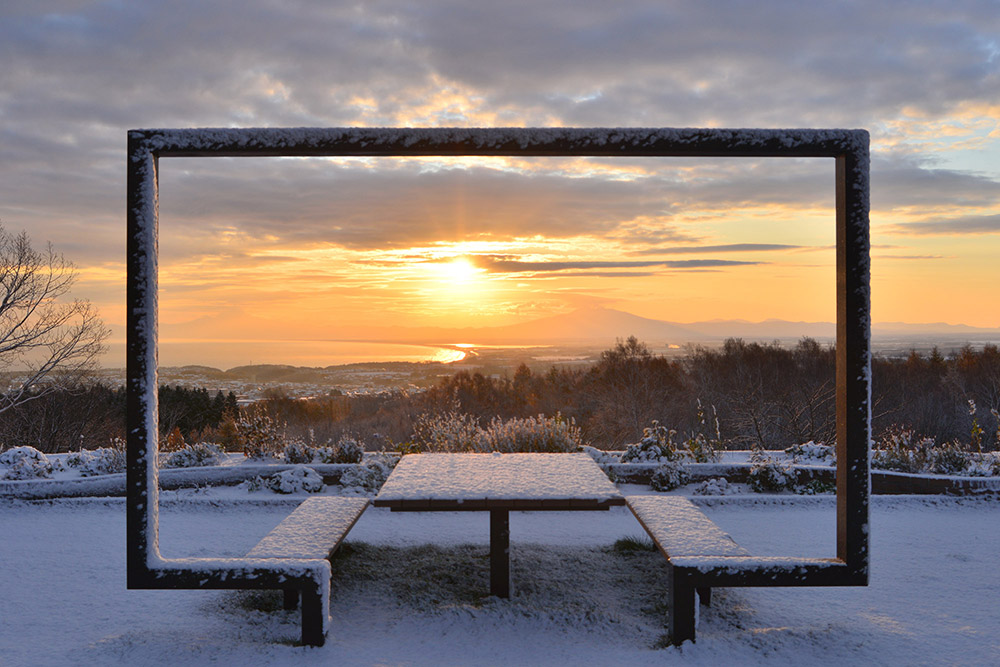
[300,583,326,647]
[490,509,511,598]
[668,567,697,645]
[283,588,300,610]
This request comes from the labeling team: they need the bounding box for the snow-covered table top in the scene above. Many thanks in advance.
[373,453,625,511]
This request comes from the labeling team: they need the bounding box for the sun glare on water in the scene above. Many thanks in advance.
[433,348,469,363]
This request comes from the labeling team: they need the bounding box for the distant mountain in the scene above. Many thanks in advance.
[872,321,1000,336]
[134,306,1000,350]
[370,308,1000,346]
[480,307,705,344]
[159,309,308,341]
[337,307,704,345]
[682,318,836,340]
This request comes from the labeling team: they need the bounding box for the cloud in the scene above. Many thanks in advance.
[887,214,1000,236]
[150,156,848,253]
[472,256,761,273]
[156,160,699,250]
[872,254,947,260]
[0,0,998,303]
[871,153,1000,210]
[630,243,806,255]
[541,271,658,278]
[663,259,762,268]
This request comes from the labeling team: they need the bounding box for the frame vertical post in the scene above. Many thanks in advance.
[835,146,871,582]
[126,132,161,584]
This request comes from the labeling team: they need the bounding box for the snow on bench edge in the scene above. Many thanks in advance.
[246,496,369,559]
[626,495,750,557]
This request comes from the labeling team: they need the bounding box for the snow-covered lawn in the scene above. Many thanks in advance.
[1,492,997,666]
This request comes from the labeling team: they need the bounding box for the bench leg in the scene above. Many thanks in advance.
[668,567,697,646]
[490,509,511,598]
[283,588,299,610]
[697,587,711,607]
[300,586,326,647]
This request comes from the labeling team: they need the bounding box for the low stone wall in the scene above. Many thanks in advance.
[0,463,359,500]
[5,458,999,499]
[601,461,1000,495]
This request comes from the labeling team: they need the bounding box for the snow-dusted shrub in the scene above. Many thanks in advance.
[283,439,316,464]
[5,458,54,480]
[71,439,127,477]
[338,463,388,493]
[965,400,982,451]
[692,477,733,496]
[798,479,836,495]
[872,428,980,475]
[266,467,325,494]
[162,426,186,452]
[681,432,722,463]
[335,437,365,463]
[336,438,365,464]
[0,445,49,466]
[162,442,226,468]
[967,452,1000,477]
[581,445,618,465]
[315,436,365,463]
[927,440,973,475]
[411,411,486,452]
[412,411,583,454]
[2,447,53,480]
[871,428,936,473]
[238,403,283,460]
[338,465,383,492]
[240,475,267,493]
[649,461,689,491]
[314,445,337,463]
[681,400,723,463]
[622,408,723,464]
[748,458,797,493]
[622,421,679,462]
[482,414,582,453]
[784,441,835,464]
[337,452,398,493]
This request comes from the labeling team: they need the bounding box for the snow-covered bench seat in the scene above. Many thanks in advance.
[245,496,369,645]
[626,495,843,645]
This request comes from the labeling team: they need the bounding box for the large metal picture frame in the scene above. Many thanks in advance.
[126,126,870,621]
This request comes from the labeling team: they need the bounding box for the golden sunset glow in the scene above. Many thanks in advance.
[112,145,997,358]
[3,1,997,369]
[434,257,484,289]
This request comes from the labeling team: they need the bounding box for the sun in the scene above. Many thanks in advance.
[440,257,480,283]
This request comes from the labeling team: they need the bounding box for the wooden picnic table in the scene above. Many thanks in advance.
[373,452,625,597]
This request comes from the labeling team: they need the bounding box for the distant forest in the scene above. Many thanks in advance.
[4,337,1000,453]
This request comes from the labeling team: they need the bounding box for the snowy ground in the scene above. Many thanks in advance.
[1,489,997,666]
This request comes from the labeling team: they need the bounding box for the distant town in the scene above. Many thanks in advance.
[73,327,1000,407]
[81,344,611,404]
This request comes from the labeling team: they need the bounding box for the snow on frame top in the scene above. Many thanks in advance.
[128,126,869,158]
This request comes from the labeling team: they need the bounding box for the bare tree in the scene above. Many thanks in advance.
[0,224,109,414]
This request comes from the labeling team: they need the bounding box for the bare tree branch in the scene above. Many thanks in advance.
[0,224,110,415]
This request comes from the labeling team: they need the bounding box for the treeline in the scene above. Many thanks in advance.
[409,337,840,449]
[0,385,239,453]
[5,338,1000,453]
[255,337,1000,451]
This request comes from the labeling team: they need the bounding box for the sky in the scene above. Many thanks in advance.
[2,0,999,364]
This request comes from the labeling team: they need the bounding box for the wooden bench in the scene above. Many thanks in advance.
[626,495,842,645]
[245,496,369,645]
